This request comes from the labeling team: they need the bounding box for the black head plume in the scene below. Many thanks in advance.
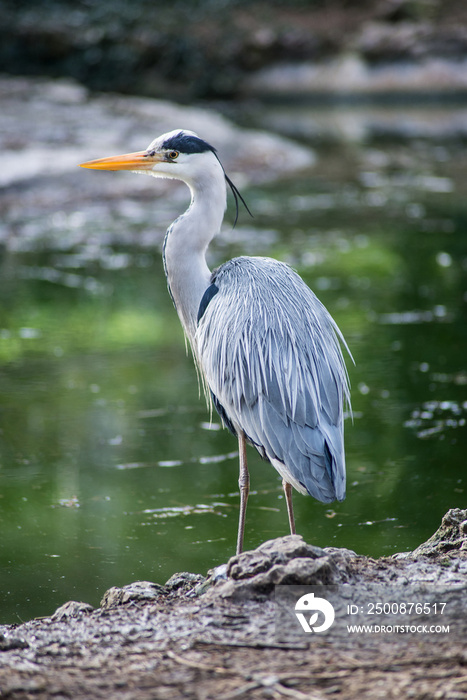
[224,173,253,227]
[163,131,253,226]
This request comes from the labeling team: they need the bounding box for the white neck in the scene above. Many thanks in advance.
[162,167,227,339]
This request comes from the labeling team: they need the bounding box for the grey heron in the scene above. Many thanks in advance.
[80,129,351,554]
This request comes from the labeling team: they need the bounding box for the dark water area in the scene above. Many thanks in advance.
[0,101,466,624]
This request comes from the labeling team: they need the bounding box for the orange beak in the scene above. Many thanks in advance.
[79,150,164,171]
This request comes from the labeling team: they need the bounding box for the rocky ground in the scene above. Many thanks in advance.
[0,509,465,699]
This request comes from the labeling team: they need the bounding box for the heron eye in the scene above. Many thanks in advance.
[168,150,179,160]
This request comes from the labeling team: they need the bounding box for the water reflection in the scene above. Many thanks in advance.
[1,105,466,624]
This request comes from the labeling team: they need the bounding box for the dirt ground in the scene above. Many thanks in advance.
[0,509,466,699]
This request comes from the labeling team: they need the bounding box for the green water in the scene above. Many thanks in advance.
[1,129,466,624]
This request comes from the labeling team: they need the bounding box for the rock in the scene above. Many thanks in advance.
[0,75,315,190]
[405,507,467,559]
[203,535,354,600]
[100,581,164,609]
[164,572,206,593]
[51,600,94,621]
[242,54,467,99]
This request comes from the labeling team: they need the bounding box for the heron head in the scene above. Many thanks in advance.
[80,129,251,223]
[79,129,220,183]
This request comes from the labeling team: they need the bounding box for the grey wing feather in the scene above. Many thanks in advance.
[195,256,351,503]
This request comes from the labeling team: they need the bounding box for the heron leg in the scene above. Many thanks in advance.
[282,479,296,535]
[236,431,250,555]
